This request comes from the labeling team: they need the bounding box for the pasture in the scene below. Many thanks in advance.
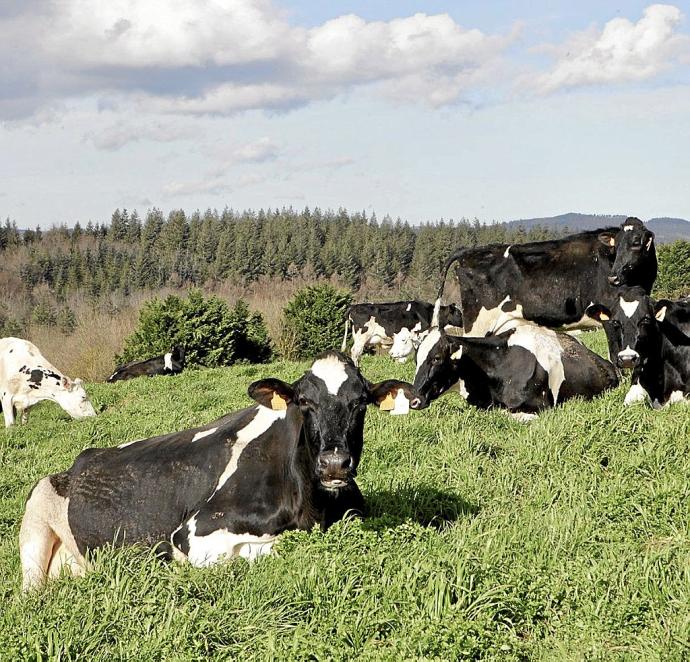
[1,330,689,660]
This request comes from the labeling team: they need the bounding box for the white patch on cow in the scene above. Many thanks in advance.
[192,427,218,442]
[503,245,511,258]
[212,406,286,495]
[466,297,524,337]
[619,297,640,318]
[666,390,687,406]
[390,388,410,416]
[624,382,650,406]
[180,515,276,567]
[624,225,634,231]
[454,379,469,399]
[415,328,442,378]
[311,354,349,395]
[506,321,565,404]
[655,306,667,322]
[450,347,463,360]
[406,303,411,312]
[118,437,146,449]
[164,352,173,371]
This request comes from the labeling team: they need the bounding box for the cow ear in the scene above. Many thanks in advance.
[74,378,84,387]
[248,378,295,410]
[598,232,616,248]
[644,231,655,251]
[368,380,415,415]
[61,376,72,389]
[585,303,612,322]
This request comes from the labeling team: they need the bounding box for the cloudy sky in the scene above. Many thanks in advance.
[1,1,689,227]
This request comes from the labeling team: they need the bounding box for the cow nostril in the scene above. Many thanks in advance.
[411,397,422,409]
[608,275,620,285]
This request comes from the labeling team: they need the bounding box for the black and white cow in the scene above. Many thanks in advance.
[0,337,96,427]
[342,301,463,366]
[436,217,657,336]
[410,318,618,420]
[107,346,185,383]
[586,289,690,407]
[19,351,414,590]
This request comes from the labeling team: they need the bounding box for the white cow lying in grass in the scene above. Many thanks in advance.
[0,337,96,427]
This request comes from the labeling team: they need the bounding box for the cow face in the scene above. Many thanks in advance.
[586,288,659,369]
[389,324,425,362]
[608,217,656,289]
[249,352,414,490]
[441,304,464,328]
[53,378,97,419]
[411,329,463,409]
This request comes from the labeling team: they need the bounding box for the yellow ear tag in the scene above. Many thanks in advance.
[379,393,395,411]
[599,313,610,321]
[270,393,287,410]
[608,237,615,247]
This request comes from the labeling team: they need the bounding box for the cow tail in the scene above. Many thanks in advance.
[432,252,461,328]
[341,313,351,352]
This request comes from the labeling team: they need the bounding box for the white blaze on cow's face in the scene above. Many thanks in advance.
[53,379,96,419]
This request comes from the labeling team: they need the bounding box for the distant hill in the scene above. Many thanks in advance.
[505,213,690,243]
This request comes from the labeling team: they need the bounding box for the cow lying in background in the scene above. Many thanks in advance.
[20,351,414,590]
[586,289,690,407]
[108,346,185,383]
[410,318,618,420]
[0,337,96,428]
[436,217,657,336]
[342,301,463,366]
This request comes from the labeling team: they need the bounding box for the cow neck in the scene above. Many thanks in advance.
[631,335,665,404]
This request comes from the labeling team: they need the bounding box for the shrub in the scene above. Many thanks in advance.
[30,300,57,327]
[281,284,352,359]
[56,306,77,334]
[117,289,271,368]
[655,241,690,298]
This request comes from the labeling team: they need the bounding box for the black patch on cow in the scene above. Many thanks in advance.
[43,370,61,382]
[49,472,70,497]
[501,299,517,312]
[565,298,577,316]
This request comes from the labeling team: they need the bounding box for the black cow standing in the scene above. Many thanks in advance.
[436,217,657,335]
[107,346,185,382]
[342,300,463,366]
[19,351,414,590]
[586,288,690,407]
[410,320,618,420]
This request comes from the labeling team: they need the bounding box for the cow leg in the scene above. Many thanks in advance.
[19,476,84,591]
[350,330,371,367]
[2,394,14,427]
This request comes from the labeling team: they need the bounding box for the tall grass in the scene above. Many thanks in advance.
[1,333,689,659]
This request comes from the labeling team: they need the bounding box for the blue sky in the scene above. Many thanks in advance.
[1,1,689,227]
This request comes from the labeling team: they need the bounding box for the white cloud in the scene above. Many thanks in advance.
[532,4,689,93]
[85,120,200,150]
[0,1,515,121]
[163,172,267,198]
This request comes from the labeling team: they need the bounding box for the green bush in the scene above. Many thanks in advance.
[117,289,271,367]
[655,241,690,299]
[281,283,351,359]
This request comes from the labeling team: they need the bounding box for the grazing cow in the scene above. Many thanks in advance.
[436,217,657,336]
[410,317,618,420]
[0,337,96,428]
[342,301,463,366]
[108,346,185,383]
[586,289,690,407]
[19,351,414,590]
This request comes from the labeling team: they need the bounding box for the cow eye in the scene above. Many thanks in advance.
[611,320,621,328]
[640,316,654,326]
[298,396,314,411]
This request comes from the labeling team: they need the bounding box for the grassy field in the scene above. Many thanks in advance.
[1,330,689,660]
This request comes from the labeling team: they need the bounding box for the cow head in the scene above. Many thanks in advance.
[54,377,97,419]
[441,304,464,328]
[586,287,660,370]
[248,351,414,491]
[389,324,425,362]
[411,328,466,409]
[607,217,657,291]
[171,346,186,364]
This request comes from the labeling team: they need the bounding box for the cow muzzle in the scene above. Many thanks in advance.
[616,349,639,369]
[409,394,427,410]
[317,451,354,489]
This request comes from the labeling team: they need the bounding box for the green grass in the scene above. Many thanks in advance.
[1,331,690,660]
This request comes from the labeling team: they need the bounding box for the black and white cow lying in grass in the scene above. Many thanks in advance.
[410,318,618,421]
[586,288,690,408]
[19,351,414,590]
[0,337,96,427]
[107,346,185,382]
[342,301,463,366]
